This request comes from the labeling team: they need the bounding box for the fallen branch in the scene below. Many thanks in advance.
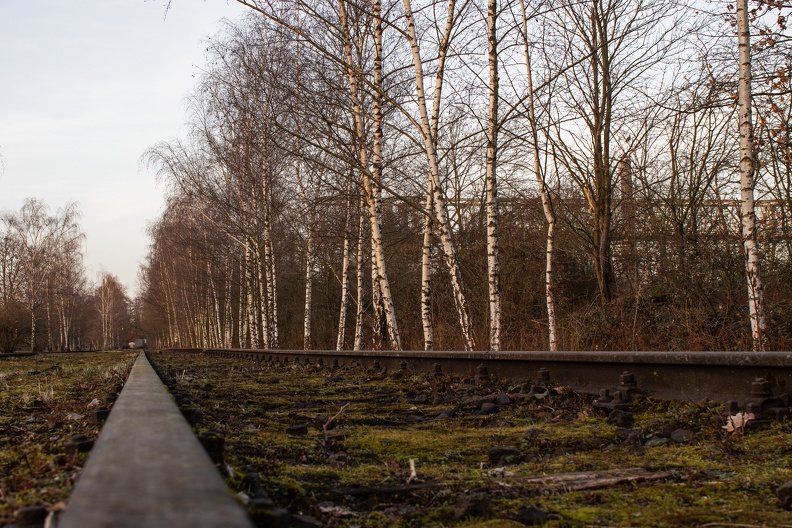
[493,468,671,492]
[323,403,350,441]
[332,482,440,497]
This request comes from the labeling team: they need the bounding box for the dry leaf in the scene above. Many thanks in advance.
[235,491,250,506]
[722,412,756,433]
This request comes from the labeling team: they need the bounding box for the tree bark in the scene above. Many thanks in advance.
[402,0,476,350]
[736,0,767,350]
[303,214,314,350]
[519,0,558,351]
[420,181,434,351]
[485,0,502,351]
[264,211,278,348]
[244,243,260,348]
[336,177,354,351]
[354,194,366,351]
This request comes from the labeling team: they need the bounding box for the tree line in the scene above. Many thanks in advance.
[0,199,135,352]
[139,0,792,352]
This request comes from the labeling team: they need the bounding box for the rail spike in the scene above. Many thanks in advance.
[726,377,790,427]
[593,371,644,412]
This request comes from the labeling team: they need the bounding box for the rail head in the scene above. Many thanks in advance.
[177,348,792,367]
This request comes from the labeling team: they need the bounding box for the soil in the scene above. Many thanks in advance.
[147,350,792,527]
[0,351,136,526]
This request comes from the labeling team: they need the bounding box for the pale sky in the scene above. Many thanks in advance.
[0,0,250,296]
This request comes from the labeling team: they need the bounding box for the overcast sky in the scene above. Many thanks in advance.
[0,0,249,296]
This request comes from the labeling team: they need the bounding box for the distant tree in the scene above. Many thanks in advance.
[2,199,83,351]
[542,0,686,304]
[0,300,30,353]
[0,230,22,304]
[96,273,132,350]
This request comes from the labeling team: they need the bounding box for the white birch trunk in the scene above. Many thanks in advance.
[245,244,260,348]
[402,0,476,350]
[213,275,222,349]
[336,178,354,351]
[354,194,366,351]
[238,255,246,347]
[420,182,434,351]
[46,287,54,351]
[371,224,384,347]
[160,262,176,347]
[338,0,401,350]
[293,35,313,352]
[519,0,558,351]
[257,187,278,349]
[485,0,501,351]
[303,219,314,351]
[205,239,223,348]
[58,294,71,351]
[736,0,767,350]
[371,0,401,350]
[265,227,279,348]
[255,242,270,348]
[224,260,233,348]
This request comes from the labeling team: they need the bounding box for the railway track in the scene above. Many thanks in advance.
[170,348,792,418]
[51,348,792,527]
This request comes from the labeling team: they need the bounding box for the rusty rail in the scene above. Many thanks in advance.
[165,348,792,414]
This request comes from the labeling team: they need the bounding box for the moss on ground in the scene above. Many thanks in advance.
[0,351,136,525]
[148,351,792,527]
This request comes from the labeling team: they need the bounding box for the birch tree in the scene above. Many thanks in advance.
[96,273,131,350]
[49,206,85,351]
[3,200,83,352]
[736,0,767,349]
[401,0,477,350]
[336,0,402,350]
[515,0,559,350]
[485,0,502,350]
[336,176,355,350]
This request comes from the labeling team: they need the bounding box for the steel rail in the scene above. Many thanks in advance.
[167,348,792,405]
[59,351,253,528]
